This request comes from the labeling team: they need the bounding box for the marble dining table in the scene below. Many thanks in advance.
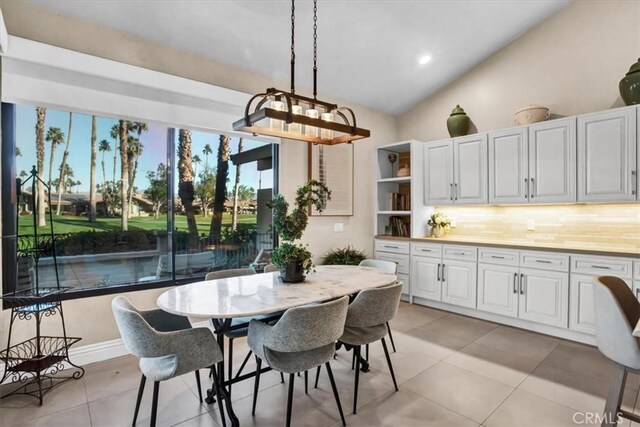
[156,265,397,427]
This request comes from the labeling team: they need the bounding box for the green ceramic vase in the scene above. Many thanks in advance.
[446,105,470,137]
[620,58,640,106]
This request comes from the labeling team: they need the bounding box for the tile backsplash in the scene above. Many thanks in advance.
[436,204,640,253]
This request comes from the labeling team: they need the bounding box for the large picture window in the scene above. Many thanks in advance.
[1,103,277,299]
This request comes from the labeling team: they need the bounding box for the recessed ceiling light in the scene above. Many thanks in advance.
[418,54,432,65]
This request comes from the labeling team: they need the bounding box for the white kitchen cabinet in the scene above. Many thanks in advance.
[518,268,569,328]
[375,238,411,298]
[528,118,576,203]
[411,256,442,301]
[453,134,488,204]
[577,107,637,202]
[423,140,453,205]
[569,274,597,335]
[441,260,477,309]
[488,128,529,204]
[477,264,519,318]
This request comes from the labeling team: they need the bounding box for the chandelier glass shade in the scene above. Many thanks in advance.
[232,0,370,145]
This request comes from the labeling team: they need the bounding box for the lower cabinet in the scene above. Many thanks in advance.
[477,264,569,328]
[411,256,441,301]
[477,264,519,318]
[442,260,477,308]
[397,273,410,296]
[519,268,569,328]
[569,274,597,334]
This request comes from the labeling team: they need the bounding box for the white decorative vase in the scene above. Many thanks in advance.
[432,227,444,238]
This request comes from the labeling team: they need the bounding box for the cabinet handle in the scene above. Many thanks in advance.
[520,273,525,294]
[437,263,441,281]
[524,178,529,199]
[442,264,446,282]
[452,251,466,255]
[513,273,518,294]
[535,259,552,264]
[450,183,453,201]
[591,265,611,270]
[421,249,432,252]
[633,171,637,196]
[530,178,535,198]
[491,255,505,259]
[384,245,399,249]
[636,288,639,299]
[454,183,458,201]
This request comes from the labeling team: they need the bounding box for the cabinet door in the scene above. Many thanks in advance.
[423,140,453,205]
[453,134,488,204]
[411,256,442,301]
[569,274,596,335]
[441,260,477,308]
[477,264,519,318]
[518,268,569,328]
[397,273,410,297]
[488,128,529,204]
[577,108,637,202]
[528,118,576,203]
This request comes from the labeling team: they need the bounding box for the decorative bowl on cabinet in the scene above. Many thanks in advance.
[514,104,550,125]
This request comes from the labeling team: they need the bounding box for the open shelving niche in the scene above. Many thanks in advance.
[374,140,431,238]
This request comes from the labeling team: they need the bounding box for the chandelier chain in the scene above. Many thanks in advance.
[290,0,296,94]
[313,0,318,99]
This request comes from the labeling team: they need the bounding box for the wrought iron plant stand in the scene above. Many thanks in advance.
[0,167,84,405]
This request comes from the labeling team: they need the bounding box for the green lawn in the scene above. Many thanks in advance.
[18,213,257,235]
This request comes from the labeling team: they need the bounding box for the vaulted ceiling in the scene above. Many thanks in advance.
[27,0,569,115]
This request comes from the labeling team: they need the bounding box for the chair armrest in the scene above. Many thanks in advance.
[139,308,192,332]
[247,319,273,355]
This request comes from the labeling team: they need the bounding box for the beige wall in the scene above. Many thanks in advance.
[398,0,640,141]
[0,1,396,346]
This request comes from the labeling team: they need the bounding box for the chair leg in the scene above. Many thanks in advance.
[150,381,160,427]
[381,337,399,392]
[353,345,361,414]
[314,365,321,389]
[365,344,369,362]
[252,356,262,416]
[227,338,234,397]
[325,362,346,427]
[195,370,203,403]
[211,365,227,427]
[304,370,308,394]
[387,322,397,353]
[351,350,356,370]
[603,363,627,427]
[286,373,295,427]
[132,374,146,426]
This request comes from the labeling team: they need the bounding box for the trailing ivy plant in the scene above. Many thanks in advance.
[267,180,331,274]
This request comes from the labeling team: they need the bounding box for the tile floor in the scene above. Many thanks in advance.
[1,302,636,426]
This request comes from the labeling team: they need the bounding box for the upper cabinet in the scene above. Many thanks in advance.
[424,135,488,206]
[488,118,576,204]
[577,107,637,202]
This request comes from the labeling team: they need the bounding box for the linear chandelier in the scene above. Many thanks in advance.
[233,0,370,145]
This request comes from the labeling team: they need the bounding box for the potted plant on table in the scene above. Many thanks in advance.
[428,211,451,238]
[268,180,331,283]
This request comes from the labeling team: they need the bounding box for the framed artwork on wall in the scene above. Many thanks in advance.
[308,143,354,216]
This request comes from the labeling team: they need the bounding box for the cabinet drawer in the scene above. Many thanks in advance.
[375,240,410,255]
[374,251,409,275]
[571,255,633,278]
[634,261,640,280]
[478,248,519,266]
[520,251,569,272]
[442,245,477,262]
[411,243,442,258]
[397,273,410,295]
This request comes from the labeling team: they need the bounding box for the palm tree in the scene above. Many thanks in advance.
[110,123,119,187]
[192,154,202,179]
[210,135,230,239]
[231,138,243,230]
[202,144,213,173]
[118,120,129,230]
[127,122,148,216]
[99,139,111,186]
[19,170,28,179]
[45,127,65,188]
[178,129,199,247]
[15,147,22,157]
[35,107,47,227]
[55,112,73,216]
[89,115,97,222]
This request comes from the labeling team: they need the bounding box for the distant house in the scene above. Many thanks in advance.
[20,190,155,216]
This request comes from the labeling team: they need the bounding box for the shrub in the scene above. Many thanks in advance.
[322,246,367,266]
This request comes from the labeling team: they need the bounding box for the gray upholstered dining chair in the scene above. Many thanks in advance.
[320,281,402,414]
[593,276,640,426]
[248,296,350,427]
[358,259,399,353]
[263,263,279,273]
[111,296,225,427]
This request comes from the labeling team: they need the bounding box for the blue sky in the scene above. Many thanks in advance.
[15,105,273,194]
